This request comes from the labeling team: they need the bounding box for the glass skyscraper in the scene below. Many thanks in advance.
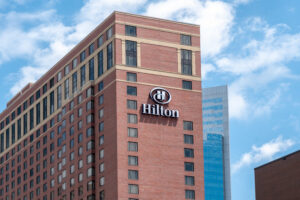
[202,85,231,200]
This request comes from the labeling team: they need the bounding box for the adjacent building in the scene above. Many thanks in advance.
[202,85,231,200]
[255,150,300,200]
[0,12,203,200]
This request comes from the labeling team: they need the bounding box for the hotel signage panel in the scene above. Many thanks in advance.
[142,87,179,118]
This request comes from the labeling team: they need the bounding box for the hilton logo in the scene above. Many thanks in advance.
[142,87,179,118]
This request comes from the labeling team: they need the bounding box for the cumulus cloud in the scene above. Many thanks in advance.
[232,136,295,173]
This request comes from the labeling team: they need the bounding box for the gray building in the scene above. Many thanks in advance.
[202,85,231,200]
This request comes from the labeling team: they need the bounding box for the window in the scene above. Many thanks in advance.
[89,43,94,55]
[23,113,28,135]
[78,94,83,103]
[98,81,104,91]
[78,173,83,182]
[87,114,94,123]
[57,72,62,82]
[99,135,104,146]
[184,134,194,144]
[72,58,78,69]
[128,170,138,180]
[64,79,69,99]
[106,27,112,39]
[99,108,104,118]
[23,101,28,110]
[185,176,195,186]
[89,58,94,80]
[126,40,137,66]
[99,149,104,159]
[181,49,192,75]
[128,127,138,138]
[183,121,193,130]
[98,50,103,77]
[128,114,137,124]
[29,95,34,105]
[107,42,113,69]
[185,190,195,199]
[87,181,95,191]
[87,167,95,177]
[99,163,104,173]
[65,65,69,75]
[100,177,105,186]
[78,160,83,169]
[50,91,54,114]
[87,154,94,164]
[98,35,103,47]
[127,100,137,110]
[125,25,137,36]
[57,85,62,108]
[80,51,86,62]
[36,103,40,125]
[127,86,137,96]
[50,77,54,88]
[87,100,94,111]
[36,90,40,100]
[99,95,104,105]
[127,72,137,82]
[181,34,191,46]
[128,142,138,152]
[30,108,34,130]
[78,107,82,117]
[87,127,95,137]
[43,84,47,94]
[184,148,194,158]
[87,87,94,97]
[72,72,77,93]
[80,65,86,87]
[43,97,47,120]
[184,162,194,171]
[128,156,138,166]
[182,80,192,90]
[128,184,138,194]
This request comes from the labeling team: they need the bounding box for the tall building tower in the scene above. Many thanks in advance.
[202,85,231,200]
[0,12,203,200]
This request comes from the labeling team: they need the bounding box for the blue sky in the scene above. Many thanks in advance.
[0,0,299,199]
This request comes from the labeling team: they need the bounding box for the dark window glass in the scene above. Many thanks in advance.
[89,43,94,55]
[50,78,54,88]
[50,91,54,114]
[17,119,21,139]
[72,58,78,69]
[107,42,113,70]
[80,51,86,62]
[128,142,138,152]
[36,90,40,100]
[127,72,137,82]
[36,103,40,125]
[181,34,191,45]
[30,108,34,130]
[185,176,195,186]
[57,85,62,109]
[125,25,137,36]
[99,95,104,105]
[181,49,192,75]
[43,84,47,94]
[72,72,77,93]
[80,65,86,87]
[126,40,137,66]
[128,170,138,180]
[5,117,9,125]
[23,101,28,111]
[17,106,21,115]
[184,148,194,158]
[11,112,15,121]
[11,124,15,144]
[98,81,104,91]
[98,35,103,47]
[182,80,192,90]
[98,50,103,77]
[43,97,47,120]
[185,190,195,199]
[6,129,9,149]
[184,134,194,144]
[23,114,28,135]
[184,162,194,171]
[183,121,193,130]
[106,27,112,39]
[89,58,94,80]
[127,86,137,96]
[30,95,34,105]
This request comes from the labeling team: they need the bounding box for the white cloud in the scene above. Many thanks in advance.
[232,136,295,173]
[144,0,235,58]
[201,63,216,79]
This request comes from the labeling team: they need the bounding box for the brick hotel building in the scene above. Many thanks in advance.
[0,12,203,200]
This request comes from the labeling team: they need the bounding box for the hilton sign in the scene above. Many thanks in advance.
[142,87,179,118]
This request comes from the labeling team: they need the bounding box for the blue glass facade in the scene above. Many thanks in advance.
[203,86,231,200]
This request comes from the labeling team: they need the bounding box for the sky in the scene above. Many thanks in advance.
[0,0,299,199]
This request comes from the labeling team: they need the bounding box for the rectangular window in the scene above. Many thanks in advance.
[89,43,94,55]
[50,78,54,88]
[72,72,77,93]
[184,134,194,144]
[127,72,137,82]
[128,142,138,152]
[125,25,137,36]
[182,80,192,90]
[11,124,15,144]
[72,58,78,69]
[36,90,40,100]
[185,190,195,199]
[98,50,103,77]
[127,100,137,110]
[127,86,137,96]
[30,95,34,105]
[50,91,54,114]
[80,51,86,62]
[181,34,191,46]
[23,101,28,111]
[36,103,40,125]
[128,184,139,194]
[128,155,138,166]
[11,111,15,120]
[98,81,104,91]
[30,108,34,130]
[126,40,137,66]
[43,97,47,120]
[106,27,112,39]
[17,119,21,139]
[128,127,138,138]
[128,170,138,180]
[184,148,194,158]
[57,85,62,109]
[183,121,193,130]
[64,78,69,99]
[17,106,21,115]
[80,65,86,87]
[185,176,195,186]
[23,113,27,135]
[57,72,62,82]
[127,114,137,124]
[6,128,9,149]
[99,95,104,105]
[184,162,194,171]
[98,35,103,47]
[43,84,47,94]
[89,58,94,80]
[0,133,3,153]
[181,49,192,75]
[107,42,113,70]
[65,65,69,75]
